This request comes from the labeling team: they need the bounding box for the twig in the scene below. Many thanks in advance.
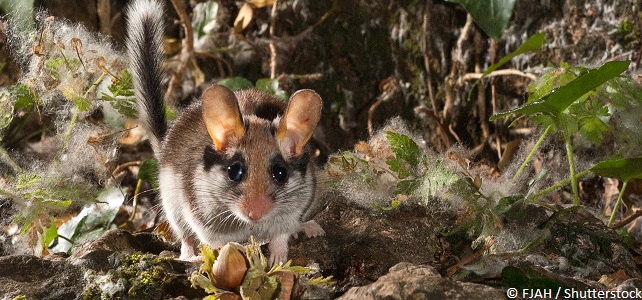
[367,77,400,135]
[526,169,591,203]
[421,2,450,148]
[166,0,194,105]
[277,73,323,81]
[608,180,629,227]
[111,161,142,178]
[421,3,435,114]
[97,0,111,35]
[442,14,472,146]
[446,236,495,277]
[195,51,233,77]
[611,207,642,229]
[516,205,580,254]
[290,2,337,44]
[0,146,21,173]
[269,0,279,79]
[129,179,143,222]
[460,69,538,82]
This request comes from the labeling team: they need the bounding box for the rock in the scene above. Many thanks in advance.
[0,254,85,300]
[0,229,202,300]
[70,229,177,271]
[337,262,505,300]
[289,195,446,291]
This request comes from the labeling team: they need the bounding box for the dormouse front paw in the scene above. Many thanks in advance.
[299,220,325,238]
[268,234,290,266]
[178,236,203,263]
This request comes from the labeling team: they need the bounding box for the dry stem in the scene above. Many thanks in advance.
[166,0,194,105]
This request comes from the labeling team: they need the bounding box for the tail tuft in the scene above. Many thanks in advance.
[126,0,167,153]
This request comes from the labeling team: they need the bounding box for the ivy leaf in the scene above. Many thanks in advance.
[255,78,288,101]
[138,158,159,189]
[218,77,253,91]
[43,217,59,249]
[490,60,630,120]
[484,33,544,77]
[501,266,568,291]
[591,157,642,182]
[447,0,517,40]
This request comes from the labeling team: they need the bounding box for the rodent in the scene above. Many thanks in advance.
[125,0,325,265]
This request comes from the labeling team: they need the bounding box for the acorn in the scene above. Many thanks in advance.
[218,292,243,300]
[272,269,296,300]
[213,242,248,290]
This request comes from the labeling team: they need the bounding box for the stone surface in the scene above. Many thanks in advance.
[0,254,85,300]
[337,262,505,300]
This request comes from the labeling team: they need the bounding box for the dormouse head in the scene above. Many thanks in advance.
[201,85,322,223]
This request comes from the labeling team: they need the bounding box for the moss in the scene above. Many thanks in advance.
[616,18,640,48]
[82,252,171,300]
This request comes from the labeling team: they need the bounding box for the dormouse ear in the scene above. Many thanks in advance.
[202,85,245,151]
[276,90,322,159]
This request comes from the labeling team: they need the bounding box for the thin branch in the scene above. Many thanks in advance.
[421,3,435,113]
[460,69,538,82]
[368,77,400,135]
[269,0,279,79]
[446,236,495,277]
[290,3,337,44]
[195,51,233,77]
[166,0,194,105]
[612,208,642,229]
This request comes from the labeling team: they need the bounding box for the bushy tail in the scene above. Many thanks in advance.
[126,0,167,153]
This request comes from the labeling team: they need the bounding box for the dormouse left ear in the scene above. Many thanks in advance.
[276,90,322,159]
[202,85,245,151]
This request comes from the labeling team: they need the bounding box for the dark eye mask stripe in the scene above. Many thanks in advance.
[202,145,246,172]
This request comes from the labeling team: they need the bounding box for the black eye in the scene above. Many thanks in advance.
[227,162,245,182]
[271,164,288,184]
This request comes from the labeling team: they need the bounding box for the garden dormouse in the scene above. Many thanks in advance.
[126,0,325,265]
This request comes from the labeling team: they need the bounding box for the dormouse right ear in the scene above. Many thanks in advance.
[276,90,322,160]
[202,85,245,151]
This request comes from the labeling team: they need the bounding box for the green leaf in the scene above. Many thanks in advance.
[0,89,14,131]
[529,114,556,131]
[385,131,420,167]
[490,60,630,121]
[447,0,517,40]
[483,33,544,77]
[255,78,288,101]
[501,266,568,290]
[591,157,642,182]
[386,157,410,179]
[109,70,135,97]
[578,117,608,146]
[526,63,580,102]
[192,1,219,41]
[72,95,91,112]
[396,179,420,195]
[138,158,159,184]
[165,105,176,121]
[11,83,35,111]
[102,70,138,118]
[218,77,253,91]
[43,217,59,248]
[494,195,523,215]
